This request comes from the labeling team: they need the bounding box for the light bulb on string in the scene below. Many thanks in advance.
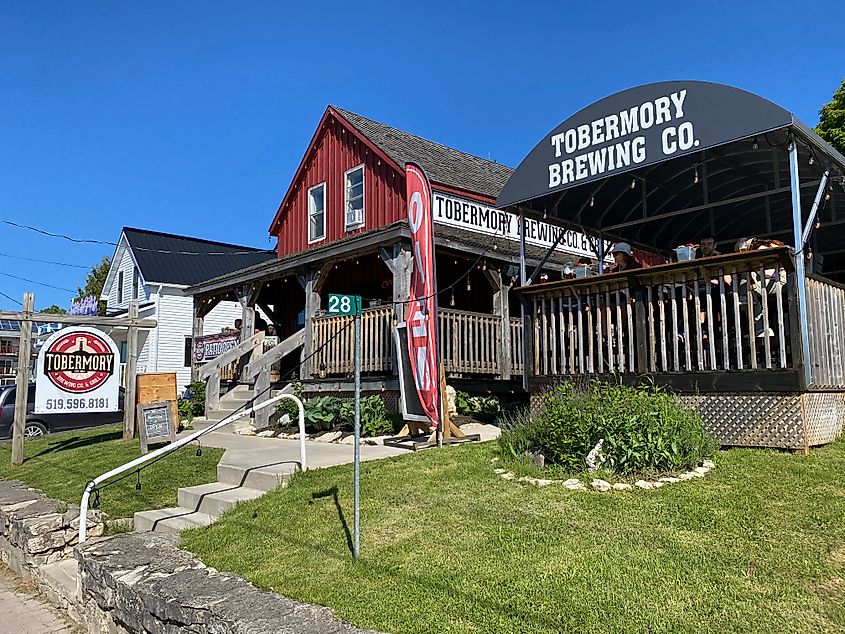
[809,155,814,165]
[543,208,547,219]
[466,278,472,292]
[450,289,455,307]
[590,195,595,207]
[694,165,699,184]
[630,178,636,190]
[751,137,759,151]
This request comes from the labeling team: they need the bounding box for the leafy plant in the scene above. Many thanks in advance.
[455,390,501,423]
[275,374,304,427]
[361,395,392,437]
[188,381,206,416]
[178,397,194,423]
[303,396,345,431]
[498,380,716,476]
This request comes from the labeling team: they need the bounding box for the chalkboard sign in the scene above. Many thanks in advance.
[393,324,428,423]
[138,400,176,454]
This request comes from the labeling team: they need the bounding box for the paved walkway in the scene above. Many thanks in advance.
[0,567,75,634]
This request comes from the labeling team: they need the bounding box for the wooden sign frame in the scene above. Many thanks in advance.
[138,400,176,454]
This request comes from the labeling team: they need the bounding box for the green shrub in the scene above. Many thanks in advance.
[303,396,345,431]
[498,380,716,476]
[274,375,304,427]
[455,391,502,423]
[361,395,392,437]
[178,397,194,422]
[188,381,206,416]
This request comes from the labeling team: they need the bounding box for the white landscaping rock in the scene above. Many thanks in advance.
[536,479,554,487]
[235,427,257,436]
[651,481,664,489]
[316,431,343,443]
[340,435,356,445]
[677,472,695,480]
[612,483,632,491]
[591,479,612,492]
[493,468,508,474]
[634,480,653,490]
[564,482,587,491]
[500,472,516,480]
[693,466,710,475]
[256,430,276,438]
[658,476,680,484]
[562,478,581,487]
[689,470,705,478]
[703,459,716,469]
[445,384,458,417]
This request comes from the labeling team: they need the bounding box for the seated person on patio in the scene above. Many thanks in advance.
[696,233,721,258]
[608,242,643,273]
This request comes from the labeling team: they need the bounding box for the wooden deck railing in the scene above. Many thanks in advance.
[806,275,845,389]
[310,306,525,378]
[519,248,802,381]
[311,306,394,376]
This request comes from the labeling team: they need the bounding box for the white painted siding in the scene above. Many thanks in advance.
[104,239,148,313]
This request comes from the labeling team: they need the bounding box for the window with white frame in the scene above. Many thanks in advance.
[345,165,364,229]
[132,269,139,300]
[117,271,124,302]
[308,182,326,243]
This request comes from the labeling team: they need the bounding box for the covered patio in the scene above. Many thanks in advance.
[497,81,845,449]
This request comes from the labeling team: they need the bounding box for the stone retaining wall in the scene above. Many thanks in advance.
[1,479,380,634]
[77,532,380,634]
[0,480,102,578]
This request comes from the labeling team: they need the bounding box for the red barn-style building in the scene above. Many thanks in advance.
[188,106,606,414]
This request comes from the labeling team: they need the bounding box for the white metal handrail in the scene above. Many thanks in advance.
[79,392,306,543]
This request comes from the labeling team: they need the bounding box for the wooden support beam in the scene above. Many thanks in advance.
[11,293,34,466]
[244,329,306,378]
[123,300,139,441]
[483,269,512,380]
[0,311,156,329]
[191,296,204,383]
[297,263,331,378]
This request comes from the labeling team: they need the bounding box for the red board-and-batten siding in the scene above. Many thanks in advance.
[271,112,406,258]
[269,108,499,259]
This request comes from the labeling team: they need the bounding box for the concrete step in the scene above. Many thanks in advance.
[216,462,295,492]
[39,558,79,605]
[133,507,214,535]
[177,482,265,518]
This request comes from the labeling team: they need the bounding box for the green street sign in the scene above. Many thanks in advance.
[327,293,362,316]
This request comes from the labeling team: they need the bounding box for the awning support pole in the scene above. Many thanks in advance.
[789,143,812,387]
[519,208,527,286]
[801,171,830,248]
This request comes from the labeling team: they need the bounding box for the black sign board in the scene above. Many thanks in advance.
[496,80,794,208]
[138,400,176,454]
[393,324,428,422]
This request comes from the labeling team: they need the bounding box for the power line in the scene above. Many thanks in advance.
[0,252,90,269]
[0,271,76,293]
[0,290,22,306]
[3,219,274,256]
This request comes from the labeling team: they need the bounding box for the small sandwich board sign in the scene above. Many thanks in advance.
[138,401,176,454]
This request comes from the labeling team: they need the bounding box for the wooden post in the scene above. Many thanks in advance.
[191,296,204,383]
[254,365,271,429]
[297,264,330,379]
[484,269,512,380]
[123,300,139,441]
[379,245,413,376]
[11,293,34,466]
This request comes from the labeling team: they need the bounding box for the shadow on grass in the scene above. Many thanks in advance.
[311,486,353,555]
[26,430,124,462]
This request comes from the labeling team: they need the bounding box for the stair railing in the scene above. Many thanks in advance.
[78,391,306,543]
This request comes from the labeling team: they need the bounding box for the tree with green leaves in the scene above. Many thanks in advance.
[76,256,111,316]
[39,304,67,315]
[815,79,845,155]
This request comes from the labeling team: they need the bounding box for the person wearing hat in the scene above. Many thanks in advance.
[608,242,642,273]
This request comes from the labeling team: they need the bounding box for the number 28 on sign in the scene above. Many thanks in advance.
[327,294,362,316]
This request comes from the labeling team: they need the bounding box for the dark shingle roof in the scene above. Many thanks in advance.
[332,107,514,199]
[123,228,276,286]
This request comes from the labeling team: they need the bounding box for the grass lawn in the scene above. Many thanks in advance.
[0,426,224,520]
[182,439,845,634]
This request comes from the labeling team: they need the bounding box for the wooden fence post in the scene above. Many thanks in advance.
[11,292,34,466]
[123,300,139,441]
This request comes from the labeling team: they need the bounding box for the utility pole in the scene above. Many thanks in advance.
[11,292,34,466]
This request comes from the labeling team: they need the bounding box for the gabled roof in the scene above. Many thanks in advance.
[332,107,514,200]
[269,106,515,234]
[122,227,275,286]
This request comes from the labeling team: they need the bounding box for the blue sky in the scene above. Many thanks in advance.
[1,0,843,310]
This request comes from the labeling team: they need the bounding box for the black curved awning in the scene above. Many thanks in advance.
[497,81,845,281]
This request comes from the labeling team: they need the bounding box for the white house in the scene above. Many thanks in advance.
[101,228,275,389]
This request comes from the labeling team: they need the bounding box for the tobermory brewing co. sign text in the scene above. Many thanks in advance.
[35,327,120,414]
[496,80,793,208]
[433,191,609,260]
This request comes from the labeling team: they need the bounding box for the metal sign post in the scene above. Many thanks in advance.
[328,293,363,559]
